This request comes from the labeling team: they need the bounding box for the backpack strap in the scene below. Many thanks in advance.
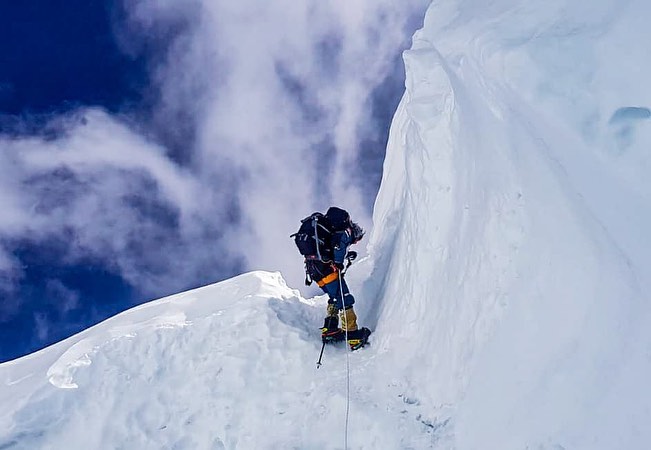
[314,218,323,261]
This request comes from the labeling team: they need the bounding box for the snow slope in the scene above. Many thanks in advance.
[361,0,651,448]
[0,271,441,449]
[2,0,651,449]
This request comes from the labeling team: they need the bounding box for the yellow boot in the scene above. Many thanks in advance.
[339,307,358,332]
[340,307,370,350]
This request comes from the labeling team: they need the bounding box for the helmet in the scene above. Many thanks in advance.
[350,222,365,244]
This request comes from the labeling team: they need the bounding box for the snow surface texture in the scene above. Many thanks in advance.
[363,0,651,447]
[2,0,651,449]
[0,272,440,449]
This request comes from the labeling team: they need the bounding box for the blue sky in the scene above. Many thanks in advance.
[0,1,147,361]
[0,0,427,362]
[0,1,146,123]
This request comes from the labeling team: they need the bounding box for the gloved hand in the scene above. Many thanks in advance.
[346,251,358,261]
[334,262,345,271]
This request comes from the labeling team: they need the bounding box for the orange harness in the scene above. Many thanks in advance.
[316,270,339,287]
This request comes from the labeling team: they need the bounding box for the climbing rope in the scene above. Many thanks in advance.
[338,269,350,450]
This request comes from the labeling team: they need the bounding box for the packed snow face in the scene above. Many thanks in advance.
[2,0,651,449]
[361,0,651,448]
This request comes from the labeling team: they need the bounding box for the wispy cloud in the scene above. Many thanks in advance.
[121,0,430,284]
[0,0,429,320]
[33,312,50,342]
[45,279,80,313]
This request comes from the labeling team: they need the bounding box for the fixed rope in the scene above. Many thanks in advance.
[338,269,350,450]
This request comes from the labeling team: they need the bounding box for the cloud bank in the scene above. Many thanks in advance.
[0,0,430,343]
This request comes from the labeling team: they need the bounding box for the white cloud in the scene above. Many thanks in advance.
[0,109,217,295]
[126,0,431,288]
[0,252,21,321]
[0,0,430,304]
[33,312,50,342]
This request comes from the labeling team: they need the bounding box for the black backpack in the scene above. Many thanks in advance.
[291,207,351,261]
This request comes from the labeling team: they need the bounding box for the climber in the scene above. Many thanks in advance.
[291,206,371,350]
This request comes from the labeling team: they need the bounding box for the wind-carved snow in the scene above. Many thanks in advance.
[361,0,651,448]
[2,0,651,448]
[47,310,190,389]
[42,273,298,391]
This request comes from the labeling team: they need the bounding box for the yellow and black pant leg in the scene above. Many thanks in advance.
[339,306,358,332]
